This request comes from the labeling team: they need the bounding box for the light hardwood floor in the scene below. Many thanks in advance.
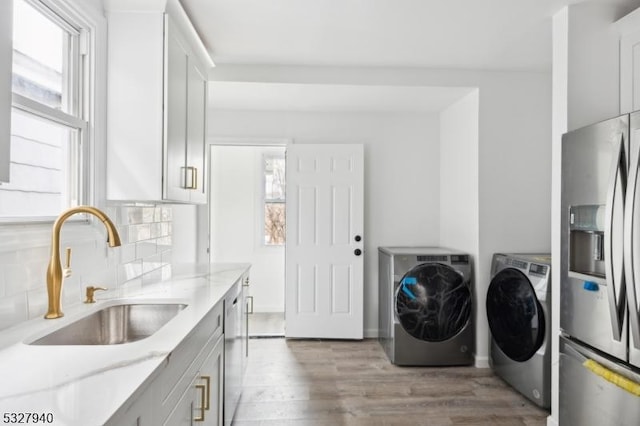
[249,312,285,337]
[233,338,548,425]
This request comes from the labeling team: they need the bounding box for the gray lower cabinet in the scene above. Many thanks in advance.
[224,283,241,426]
[224,275,249,426]
[164,336,224,425]
[106,300,225,425]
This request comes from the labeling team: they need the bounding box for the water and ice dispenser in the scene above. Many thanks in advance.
[569,205,606,278]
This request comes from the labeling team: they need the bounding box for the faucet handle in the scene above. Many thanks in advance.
[63,247,72,278]
[84,286,107,303]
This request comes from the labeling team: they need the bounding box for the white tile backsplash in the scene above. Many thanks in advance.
[0,203,175,330]
[0,293,28,329]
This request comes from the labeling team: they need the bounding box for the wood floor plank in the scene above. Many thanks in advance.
[235,338,548,425]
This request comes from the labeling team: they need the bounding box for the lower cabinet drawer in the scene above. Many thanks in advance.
[162,334,224,426]
[159,300,223,420]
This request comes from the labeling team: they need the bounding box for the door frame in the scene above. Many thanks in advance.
[203,137,291,312]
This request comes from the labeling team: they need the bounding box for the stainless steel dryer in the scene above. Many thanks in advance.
[378,247,474,366]
[486,253,551,409]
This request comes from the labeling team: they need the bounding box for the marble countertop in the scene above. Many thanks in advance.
[0,262,250,426]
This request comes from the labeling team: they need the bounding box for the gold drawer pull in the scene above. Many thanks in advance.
[194,384,206,421]
[201,375,211,410]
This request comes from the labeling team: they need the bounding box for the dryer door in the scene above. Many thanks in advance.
[486,268,546,362]
[395,263,472,342]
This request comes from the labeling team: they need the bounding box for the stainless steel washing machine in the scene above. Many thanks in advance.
[378,247,474,366]
[486,253,551,409]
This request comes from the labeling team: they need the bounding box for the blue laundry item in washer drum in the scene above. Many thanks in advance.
[395,263,472,342]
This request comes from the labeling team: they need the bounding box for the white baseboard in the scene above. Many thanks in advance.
[364,328,378,339]
[546,415,558,426]
[474,355,490,368]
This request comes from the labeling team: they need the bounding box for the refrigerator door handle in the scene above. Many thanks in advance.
[605,133,626,342]
[625,133,640,349]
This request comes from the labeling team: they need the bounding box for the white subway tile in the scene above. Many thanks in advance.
[0,293,28,328]
[4,264,29,296]
[136,241,157,259]
[0,203,175,330]
[120,278,142,296]
[119,243,136,264]
[119,260,143,282]
[150,223,162,238]
[142,268,163,286]
[142,208,155,223]
[161,207,172,221]
[128,224,151,243]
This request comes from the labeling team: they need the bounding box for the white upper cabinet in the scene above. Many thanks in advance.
[0,0,12,183]
[106,0,211,203]
[617,7,640,114]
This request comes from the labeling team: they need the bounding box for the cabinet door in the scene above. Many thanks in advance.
[199,335,224,426]
[620,29,640,114]
[242,273,251,373]
[163,376,199,426]
[105,383,154,426]
[186,59,207,203]
[164,16,189,202]
[0,0,12,183]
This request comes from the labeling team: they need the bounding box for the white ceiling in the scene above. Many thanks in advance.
[180,0,637,112]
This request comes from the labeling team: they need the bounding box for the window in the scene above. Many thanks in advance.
[263,152,285,245]
[0,0,88,220]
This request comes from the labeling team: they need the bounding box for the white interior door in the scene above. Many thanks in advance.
[285,144,364,339]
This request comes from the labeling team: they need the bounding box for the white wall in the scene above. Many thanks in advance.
[209,145,286,312]
[210,66,552,355]
[439,91,479,256]
[439,90,482,360]
[476,73,552,368]
[208,109,441,336]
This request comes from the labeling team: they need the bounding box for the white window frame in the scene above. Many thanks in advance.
[1,0,92,224]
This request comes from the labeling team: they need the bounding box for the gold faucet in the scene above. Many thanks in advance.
[45,206,121,319]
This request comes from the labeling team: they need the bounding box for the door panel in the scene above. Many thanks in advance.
[285,144,364,339]
[186,58,206,203]
[561,115,629,360]
[164,17,188,202]
[627,111,640,368]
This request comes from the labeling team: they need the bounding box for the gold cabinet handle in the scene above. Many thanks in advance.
[183,166,198,189]
[247,295,254,314]
[201,375,211,410]
[194,384,206,422]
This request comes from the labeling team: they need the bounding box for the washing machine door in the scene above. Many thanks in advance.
[486,268,545,362]
[395,263,472,342]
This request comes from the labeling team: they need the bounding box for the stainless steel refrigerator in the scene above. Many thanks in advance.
[561,113,640,425]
